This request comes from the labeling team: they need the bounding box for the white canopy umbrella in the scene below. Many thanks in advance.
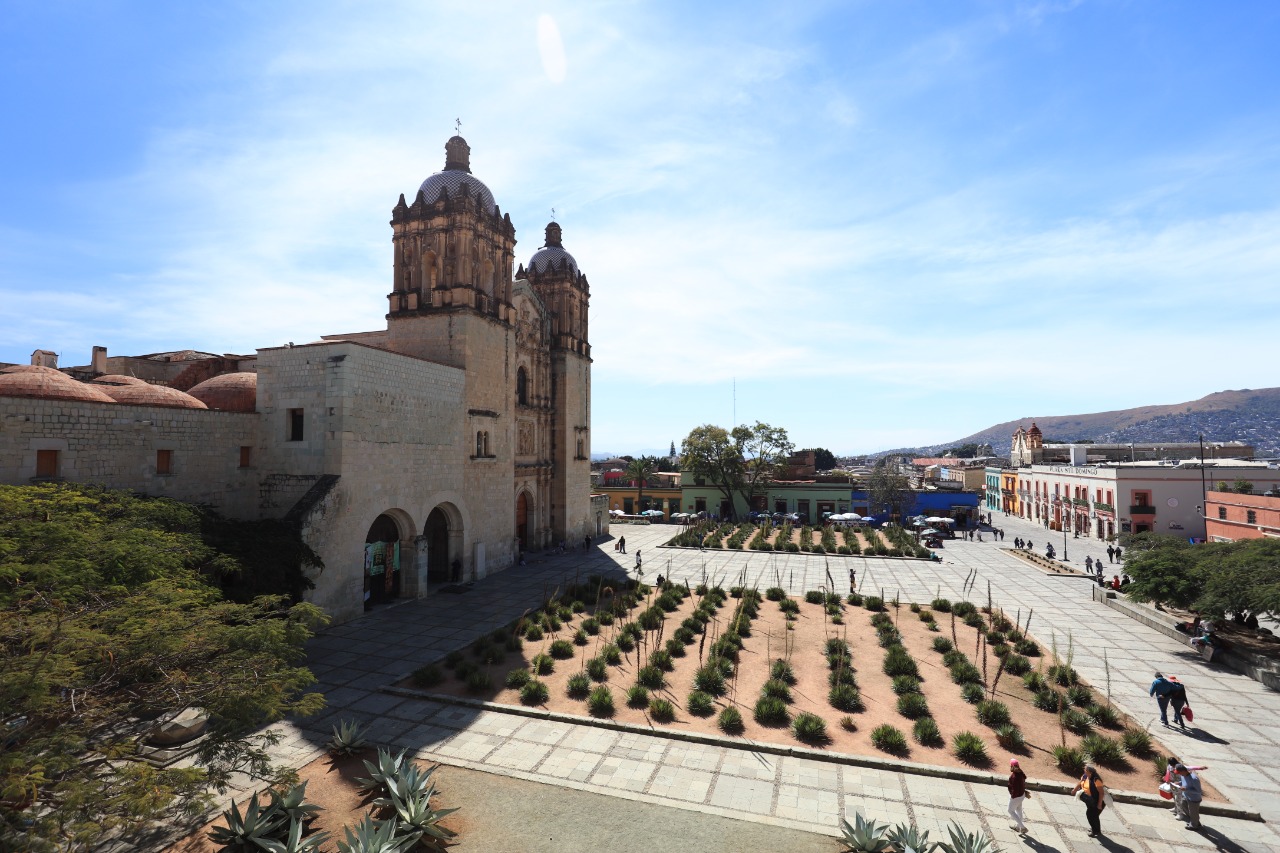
[609,509,625,516]
[926,516,953,524]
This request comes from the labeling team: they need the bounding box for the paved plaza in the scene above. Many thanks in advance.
[276,520,1280,853]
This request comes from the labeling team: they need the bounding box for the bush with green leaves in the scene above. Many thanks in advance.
[465,670,491,693]
[864,595,885,611]
[870,724,909,755]
[649,649,674,671]
[975,700,1011,727]
[770,658,796,684]
[718,705,745,734]
[524,624,544,641]
[883,646,920,679]
[549,639,575,659]
[1053,745,1085,775]
[839,813,890,853]
[520,679,550,705]
[601,643,623,665]
[1121,727,1153,757]
[505,668,531,689]
[829,666,858,689]
[951,601,977,618]
[829,684,864,713]
[1062,709,1093,736]
[1002,654,1032,676]
[1081,734,1126,767]
[949,662,983,685]
[805,590,825,604]
[942,649,966,668]
[1022,671,1046,692]
[530,653,554,676]
[1033,689,1062,713]
[892,675,922,695]
[452,660,478,680]
[566,672,591,699]
[1015,638,1040,656]
[1088,704,1121,729]
[913,717,943,747]
[754,695,791,726]
[897,693,931,720]
[931,597,952,612]
[635,665,665,690]
[952,731,988,765]
[995,724,1025,751]
[847,592,864,606]
[1048,663,1078,686]
[626,684,650,708]
[687,690,715,717]
[694,663,727,696]
[615,633,635,653]
[572,629,589,647]
[960,682,985,704]
[1066,684,1093,706]
[412,664,445,688]
[649,698,676,723]
[792,712,828,744]
[588,685,615,717]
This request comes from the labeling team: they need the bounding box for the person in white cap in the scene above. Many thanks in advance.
[1007,758,1029,833]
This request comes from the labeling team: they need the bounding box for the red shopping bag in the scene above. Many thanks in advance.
[1183,704,1194,723]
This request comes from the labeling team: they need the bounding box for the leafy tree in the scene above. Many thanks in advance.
[680,422,793,518]
[802,447,837,471]
[1215,481,1232,493]
[735,422,794,512]
[867,458,912,521]
[0,484,326,851]
[1121,532,1280,620]
[1119,533,1204,610]
[625,456,659,511]
[1234,479,1254,494]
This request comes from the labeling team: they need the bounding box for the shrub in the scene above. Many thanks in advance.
[524,624,544,641]
[1089,704,1121,729]
[1015,639,1040,657]
[588,686,615,717]
[1003,654,1032,676]
[871,724,909,755]
[805,590,825,604]
[650,698,676,723]
[1048,664,1078,686]
[714,656,735,678]
[931,598,952,612]
[770,659,796,684]
[1081,734,1126,767]
[950,662,983,685]
[913,717,943,747]
[892,675,922,695]
[572,629,589,646]
[411,664,444,688]
[1053,745,1085,776]
[530,653,554,676]
[694,664,726,696]
[995,724,1024,751]
[688,691,715,717]
[1062,709,1093,736]
[557,606,573,622]
[762,679,793,702]
[778,599,800,615]
[754,695,791,726]
[1033,689,1062,713]
[520,679,549,705]
[601,644,622,665]
[673,627,695,645]
[918,610,935,623]
[840,716,857,732]
[636,666,665,690]
[942,650,966,668]
[829,683,864,712]
[1023,672,1046,692]
[718,706,744,734]
[566,673,591,699]
[664,638,685,658]
[1066,685,1093,707]
[883,647,920,679]
[505,668,531,689]
[961,683,985,704]
[444,650,465,668]
[586,657,608,682]
[829,667,858,689]
[932,637,954,654]
[466,670,491,692]
[766,586,786,601]
[1121,727,1153,757]
[951,601,977,617]
[615,633,635,652]
[976,700,1011,727]
[897,693,931,720]
[963,613,985,629]
[453,660,477,680]
[626,684,650,708]
[792,712,828,744]
[864,596,885,611]
[571,599,586,613]
[846,593,863,606]
[985,630,1005,645]
[952,731,988,765]
[597,611,615,626]
[549,640,575,659]
[505,634,524,653]
[649,650,674,671]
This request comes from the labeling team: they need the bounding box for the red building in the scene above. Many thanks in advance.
[1205,490,1280,542]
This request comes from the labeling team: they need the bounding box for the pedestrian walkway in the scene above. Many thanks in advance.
[274,526,1280,852]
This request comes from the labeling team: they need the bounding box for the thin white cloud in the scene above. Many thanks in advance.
[537,14,568,83]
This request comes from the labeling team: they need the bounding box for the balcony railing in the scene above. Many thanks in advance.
[1130,504,1156,515]
[1094,502,1114,513]
[1071,498,1089,507]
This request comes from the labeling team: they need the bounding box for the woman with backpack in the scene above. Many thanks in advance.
[1072,765,1108,838]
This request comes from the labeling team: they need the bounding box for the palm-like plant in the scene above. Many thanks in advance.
[936,821,999,853]
[206,792,286,850]
[327,718,370,755]
[268,780,323,824]
[887,822,937,853]
[839,812,893,852]
[389,786,460,852]
[372,761,439,808]
[254,818,330,853]
[334,816,414,853]
[625,456,657,514]
[356,748,410,797]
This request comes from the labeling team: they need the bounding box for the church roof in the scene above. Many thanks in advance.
[526,222,579,275]
[0,366,116,403]
[417,135,497,214]
[92,375,208,409]
[186,372,258,412]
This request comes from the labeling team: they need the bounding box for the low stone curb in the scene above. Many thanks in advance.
[1001,548,1091,578]
[380,686,1263,823]
[656,545,930,561]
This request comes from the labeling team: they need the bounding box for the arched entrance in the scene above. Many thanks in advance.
[425,505,462,584]
[364,513,404,606]
[516,491,531,552]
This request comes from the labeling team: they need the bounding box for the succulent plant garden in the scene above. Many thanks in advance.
[666,519,932,558]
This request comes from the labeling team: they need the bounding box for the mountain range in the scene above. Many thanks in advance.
[882,387,1280,458]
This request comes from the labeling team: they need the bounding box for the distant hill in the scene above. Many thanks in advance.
[879,387,1280,458]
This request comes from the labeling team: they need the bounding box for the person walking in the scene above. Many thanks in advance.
[1107,544,1116,563]
[1150,672,1177,726]
[1175,764,1204,830]
[1115,546,1123,562]
[1007,759,1029,834]
[1165,758,1207,824]
[1168,676,1190,729]
[1085,555,1094,573]
[1072,765,1108,838]
[634,550,642,573]
[618,535,626,554]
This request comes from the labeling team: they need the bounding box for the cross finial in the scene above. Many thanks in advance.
[550,207,557,222]
[455,117,462,134]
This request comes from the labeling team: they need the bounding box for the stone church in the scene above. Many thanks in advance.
[0,135,601,624]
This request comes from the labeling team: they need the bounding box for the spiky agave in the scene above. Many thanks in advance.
[206,792,286,850]
[839,811,893,852]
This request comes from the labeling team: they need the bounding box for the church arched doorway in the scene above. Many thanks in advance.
[516,491,531,552]
[364,513,405,606]
[425,505,461,584]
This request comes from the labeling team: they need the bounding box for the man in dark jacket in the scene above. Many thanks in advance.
[1168,676,1190,729]
[1150,672,1177,726]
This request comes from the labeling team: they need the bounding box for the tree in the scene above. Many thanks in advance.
[625,456,658,511]
[1216,481,1232,493]
[1120,532,1280,621]
[1234,479,1254,494]
[734,422,795,512]
[802,447,837,471]
[680,425,744,517]
[867,458,912,521]
[669,440,677,461]
[1119,533,1204,610]
[0,484,326,851]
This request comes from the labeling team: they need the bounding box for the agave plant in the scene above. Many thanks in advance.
[356,748,409,796]
[937,821,998,853]
[839,812,893,853]
[268,780,323,823]
[254,817,330,853]
[389,786,460,852]
[372,761,439,808]
[327,718,370,755]
[334,816,414,853]
[887,822,936,853]
[207,792,286,850]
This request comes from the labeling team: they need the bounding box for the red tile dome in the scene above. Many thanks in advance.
[186,372,257,412]
[0,366,116,403]
[92,375,208,409]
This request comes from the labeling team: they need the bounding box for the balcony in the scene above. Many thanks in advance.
[1094,502,1114,513]
[1129,504,1156,515]
[1071,498,1089,507]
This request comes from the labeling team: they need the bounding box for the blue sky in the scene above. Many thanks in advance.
[3,1,1279,455]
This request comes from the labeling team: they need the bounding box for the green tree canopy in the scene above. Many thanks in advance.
[680,422,794,517]
[0,484,326,851]
[801,447,837,470]
[1121,531,1280,620]
[867,459,912,520]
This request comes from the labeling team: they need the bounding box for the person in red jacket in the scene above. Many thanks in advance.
[1007,759,1029,833]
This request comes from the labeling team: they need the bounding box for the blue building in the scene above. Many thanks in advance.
[850,489,980,526]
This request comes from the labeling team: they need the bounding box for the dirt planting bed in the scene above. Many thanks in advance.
[400,577,1218,798]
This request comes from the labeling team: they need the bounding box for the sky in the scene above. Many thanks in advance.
[2,1,1279,455]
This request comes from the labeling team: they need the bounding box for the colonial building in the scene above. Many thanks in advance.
[0,135,599,624]
[1009,423,1253,468]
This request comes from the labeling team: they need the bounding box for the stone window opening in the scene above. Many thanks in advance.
[475,430,491,458]
[1217,506,1227,519]
[516,367,528,406]
[288,409,304,442]
[239,446,252,468]
[1247,510,1257,524]
[156,449,173,476]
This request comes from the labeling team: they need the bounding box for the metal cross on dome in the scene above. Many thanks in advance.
[455,118,461,134]
[551,207,557,222]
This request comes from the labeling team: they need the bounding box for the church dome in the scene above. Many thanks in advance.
[417,135,497,214]
[527,222,578,275]
[0,366,116,404]
[187,372,257,412]
[92,376,208,409]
